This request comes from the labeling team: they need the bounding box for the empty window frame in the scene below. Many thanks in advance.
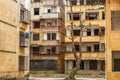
[73,30,80,36]
[34,8,39,15]
[101,27,105,35]
[33,47,39,54]
[33,21,40,28]
[102,11,105,20]
[73,13,80,20]
[87,46,91,52]
[86,12,98,20]
[47,9,51,13]
[33,33,39,41]
[111,10,120,30]
[87,29,91,36]
[34,0,40,2]
[75,44,79,51]
[94,29,99,36]
[112,51,120,71]
[86,0,98,5]
[94,44,99,52]
[67,13,80,21]
[71,0,77,5]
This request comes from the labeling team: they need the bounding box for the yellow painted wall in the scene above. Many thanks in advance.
[0,0,19,77]
[106,0,120,80]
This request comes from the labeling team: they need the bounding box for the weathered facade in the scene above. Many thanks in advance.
[0,0,30,78]
[19,0,30,77]
[30,0,65,73]
[106,0,120,80]
[64,0,105,70]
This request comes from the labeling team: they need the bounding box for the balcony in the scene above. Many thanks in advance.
[65,36,104,42]
[65,20,105,27]
[40,13,61,19]
[42,40,59,45]
[30,51,61,60]
[66,5,105,12]
[43,0,59,6]
[41,26,59,32]
[65,51,105,60]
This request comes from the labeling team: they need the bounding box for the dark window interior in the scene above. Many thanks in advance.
[48,9,51,13]
[73,13,80,20]
[86,13,98,20]
[94,44,99,52]
[102,12,105,20]
[112,51,120,71]
[33,21,40,28]
[33,33,39,40]
[87,29,91,36]
[34,8,39,15]
[47,33,51,40]
[34,0,40,2]
[52,33,56,40]
[75,45,79,51]
[87,46,91,52]
[20,32,25,46]
[33,47,39,54]
[71,0,77,5]
[94,29,99,36]
[73,30,80,36]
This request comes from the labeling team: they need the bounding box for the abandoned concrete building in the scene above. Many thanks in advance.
[30,0,105,71]
[0,0,30,78]
[30,0,65,72]
[64,0,105,70]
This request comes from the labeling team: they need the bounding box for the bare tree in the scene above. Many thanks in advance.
[65,0,85,80]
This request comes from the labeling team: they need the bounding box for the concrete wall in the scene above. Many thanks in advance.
[106,0,120,80]
[0,0,19,78]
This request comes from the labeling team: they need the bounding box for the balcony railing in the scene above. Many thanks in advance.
[40,13,61,19]
[41,25,59,31]
[31,51,61,55]
[43,0,59,6]
[42,40,59,45]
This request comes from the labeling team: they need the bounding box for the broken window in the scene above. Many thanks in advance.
[112,51,120,71]
[33,33,39,41]
[87,29,91,36]
[33,21,40,28]
[111,10,120,30]
[94,29,99,36]
[73,30,80,36]
[94,44,99,52]
[86,12,98,20]
[34,8,39,15]
[33,47,39,54]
